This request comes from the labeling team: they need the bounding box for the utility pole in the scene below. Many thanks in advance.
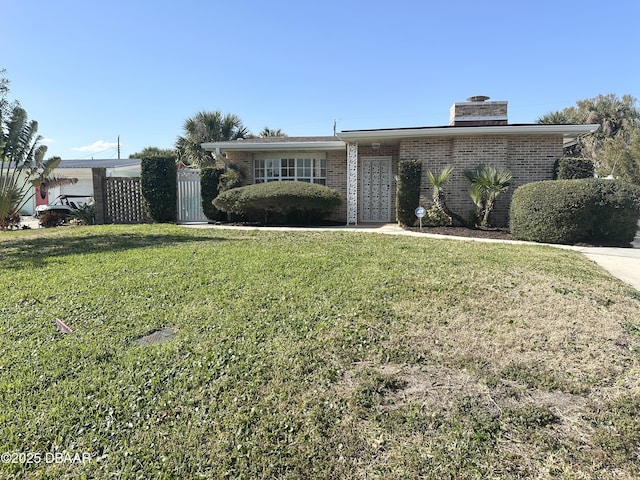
[117,135,121,159]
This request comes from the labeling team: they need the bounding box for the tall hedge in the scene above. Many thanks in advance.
[510,179,640,245]
[214,181,342,225]
[396,159,422,226]
[555,157,594,179]
[140,156,177,223]
[200,167,225,221]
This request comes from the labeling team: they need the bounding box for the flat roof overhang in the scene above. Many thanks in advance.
[202,140,346,152]
[337,124,600,142]
[202,124,600,153]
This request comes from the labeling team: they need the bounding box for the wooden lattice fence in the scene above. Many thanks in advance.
[104,177,151,224]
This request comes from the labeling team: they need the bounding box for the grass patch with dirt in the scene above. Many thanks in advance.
[1,224,639,479]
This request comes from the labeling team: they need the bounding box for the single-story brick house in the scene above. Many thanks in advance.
[202,96,598,226]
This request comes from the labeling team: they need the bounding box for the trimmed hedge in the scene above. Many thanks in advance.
[510,179,640,245]
[396,159,422,226]
[141,156,177,223]
[200,167,225,221]
[555,157,594,179]
[213,181,342,225]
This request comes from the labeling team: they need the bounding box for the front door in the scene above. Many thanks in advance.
[360,156,391,222]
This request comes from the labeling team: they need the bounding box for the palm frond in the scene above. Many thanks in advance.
[175,110,250,166]
[463,168,477,183]
[427,167,453,187]
[469,183,483,208]
[33,175,78,189]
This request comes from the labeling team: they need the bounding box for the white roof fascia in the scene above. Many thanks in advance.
[201,140,346,152]
[337,124,600,141]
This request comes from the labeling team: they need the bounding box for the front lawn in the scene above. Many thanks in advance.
[1,225,639,479]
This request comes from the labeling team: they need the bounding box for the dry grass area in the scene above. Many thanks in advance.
[322,244,640,479]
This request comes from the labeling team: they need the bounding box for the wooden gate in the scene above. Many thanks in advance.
[177,169,208,223]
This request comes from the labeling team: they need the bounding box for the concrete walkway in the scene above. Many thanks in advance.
[184,222,640,292]
[569,246,640,291]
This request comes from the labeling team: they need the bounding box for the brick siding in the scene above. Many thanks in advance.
[223,152,253,184]
[326,150,348,222]
[400,135,562,226]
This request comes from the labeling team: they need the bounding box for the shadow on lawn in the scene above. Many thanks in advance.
[0,230,227,270]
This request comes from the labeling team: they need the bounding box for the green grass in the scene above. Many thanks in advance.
[1,224,639,479]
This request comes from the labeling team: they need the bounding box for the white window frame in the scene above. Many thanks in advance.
[253,152,327,185]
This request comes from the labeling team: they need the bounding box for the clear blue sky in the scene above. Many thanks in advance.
[4,0,639,160]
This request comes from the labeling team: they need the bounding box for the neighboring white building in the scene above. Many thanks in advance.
[22,158,141,215]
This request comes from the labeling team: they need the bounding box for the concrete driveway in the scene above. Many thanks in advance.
[569,245,640,291]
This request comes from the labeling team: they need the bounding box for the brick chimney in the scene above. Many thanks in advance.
[449,95,508,126]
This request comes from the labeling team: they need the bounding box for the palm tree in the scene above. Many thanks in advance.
[1,106,76,227]
[259,127,287,138]
[537,109,578,124]
[426,167,470,227]
[579,94,637,138]
[464,166,512,227]
[175,111,249,167]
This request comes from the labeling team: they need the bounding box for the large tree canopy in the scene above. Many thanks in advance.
[538,93,640,184]
[130,146,176,159]
[175,111,249,167]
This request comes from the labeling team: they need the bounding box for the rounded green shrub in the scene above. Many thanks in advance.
[214,181,342,225]
[141,156,177,223]
[555,157,594,179]
[510,179,640,245]
[200,167,225,221]
[396,159,422,226]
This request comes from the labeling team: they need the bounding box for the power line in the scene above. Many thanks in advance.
[70,146,119,160]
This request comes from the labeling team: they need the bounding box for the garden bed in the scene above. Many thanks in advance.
[405,225,513,240]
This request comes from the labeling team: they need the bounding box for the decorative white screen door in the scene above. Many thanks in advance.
[360,156,391,222]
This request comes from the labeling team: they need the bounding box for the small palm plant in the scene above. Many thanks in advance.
[426,167,470,227]
[69,203,96,225]
[464,165,512,227]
